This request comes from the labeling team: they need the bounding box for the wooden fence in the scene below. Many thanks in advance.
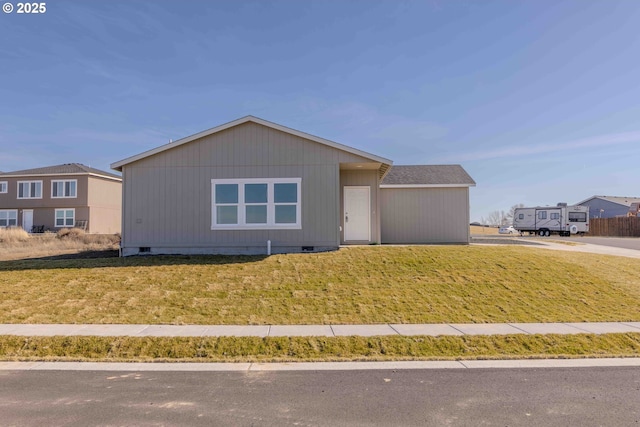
[589,217,640,237]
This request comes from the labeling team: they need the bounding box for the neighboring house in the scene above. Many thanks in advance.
[111,116,475,256]
[0,163,122,233]
[576,195,640,218]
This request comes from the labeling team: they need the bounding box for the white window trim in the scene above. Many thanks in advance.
[54,208,75,228]
[211,178,302,230]
[0,209,18,228]
[0,181,7,194]
[17,180,43,199]
[51,179,77,198]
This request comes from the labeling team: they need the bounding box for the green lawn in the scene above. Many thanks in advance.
[1,245,639,325]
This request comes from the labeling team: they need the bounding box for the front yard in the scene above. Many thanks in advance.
[2,245,640,362]
[1,245,639,325]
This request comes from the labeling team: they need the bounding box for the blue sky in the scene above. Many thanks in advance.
[2,0,639,222]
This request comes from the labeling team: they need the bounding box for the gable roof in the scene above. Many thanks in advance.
[0,163,121,181]
[380,165,476,187]
[576,195,640,207]
[111,115,393,172]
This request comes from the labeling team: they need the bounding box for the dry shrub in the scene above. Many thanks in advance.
[0,227,30,243]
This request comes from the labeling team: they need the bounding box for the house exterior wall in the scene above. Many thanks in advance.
[339,169,381,244]
[87,176,122,233]
[120,122,377,255]
[380,187,470,244]
[578,199,631,218]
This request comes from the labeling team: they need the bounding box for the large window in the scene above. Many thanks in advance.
[211,178,301,229]
[55,209,75,227]
[569,212,587,222]
[17,181,42,199]
[52,180,77,198]
[537,211,547,220]
[0,181,7,193]
[0,210,17,227]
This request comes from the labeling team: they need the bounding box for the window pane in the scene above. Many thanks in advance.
[245,184,267,203]
[216,206,238,224]
[53,182,59,197]
[18,184,24,198]
[66,218,74,226]
[246,205,267,224]
[0,219,5,227]
[56,218,64,226]
[215,184,238,204]
[275,205,297,224]
[56,210,64,218]
[69,181,76,197]
[274,183,297,203]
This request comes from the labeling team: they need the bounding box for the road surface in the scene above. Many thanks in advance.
[1,367,639,426]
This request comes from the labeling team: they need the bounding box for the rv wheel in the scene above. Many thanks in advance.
[538,230,545,237]
[545,230,551,237]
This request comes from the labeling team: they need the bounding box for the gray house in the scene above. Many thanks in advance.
[111,116,475,256]
[576,196,640,218]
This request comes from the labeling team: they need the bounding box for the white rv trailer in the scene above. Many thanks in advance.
[512,204,589,237]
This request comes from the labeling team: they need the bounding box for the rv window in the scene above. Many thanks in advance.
[569,212,587,222]
[518,214,524,220]
[538,211,547,220]
[550,213,559,220]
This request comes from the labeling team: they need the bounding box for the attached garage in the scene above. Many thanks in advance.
[380,165,475,244]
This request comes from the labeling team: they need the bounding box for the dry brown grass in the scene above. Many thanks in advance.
[0,228,30,243]
[0,229,119,260]
[470,225,500,235]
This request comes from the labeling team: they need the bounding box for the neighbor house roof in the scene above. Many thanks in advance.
[380,165,476,187]
[0,163,121,181]
[111,115,393,173]
[576,195,640,207]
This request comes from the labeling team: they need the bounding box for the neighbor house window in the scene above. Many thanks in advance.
[0,210,17,227]
[211,178,301,229]
[55,209,75,227]
[0,181,7,193]
[569,212,587,222]
[52,180,77,198]
[17,181,42,199]
[538,211,547,220]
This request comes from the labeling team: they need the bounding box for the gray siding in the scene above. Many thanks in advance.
[121,122,375,254]
[578,199,630,219]
[380,187,470,244]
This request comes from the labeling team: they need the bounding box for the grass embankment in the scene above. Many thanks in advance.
[2,245,640,361]
[1,246,639,325]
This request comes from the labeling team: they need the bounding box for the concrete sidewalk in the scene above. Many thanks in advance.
[1,321,640,337]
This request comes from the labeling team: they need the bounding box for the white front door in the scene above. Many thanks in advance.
[22,210,33,232]
[344,186,370,242]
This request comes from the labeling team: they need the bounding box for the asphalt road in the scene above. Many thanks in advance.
[566,235,640,250]
[1,367,639,426]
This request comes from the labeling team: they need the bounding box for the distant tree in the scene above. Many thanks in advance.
[506,204,525,224]
[485,210,507,227]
